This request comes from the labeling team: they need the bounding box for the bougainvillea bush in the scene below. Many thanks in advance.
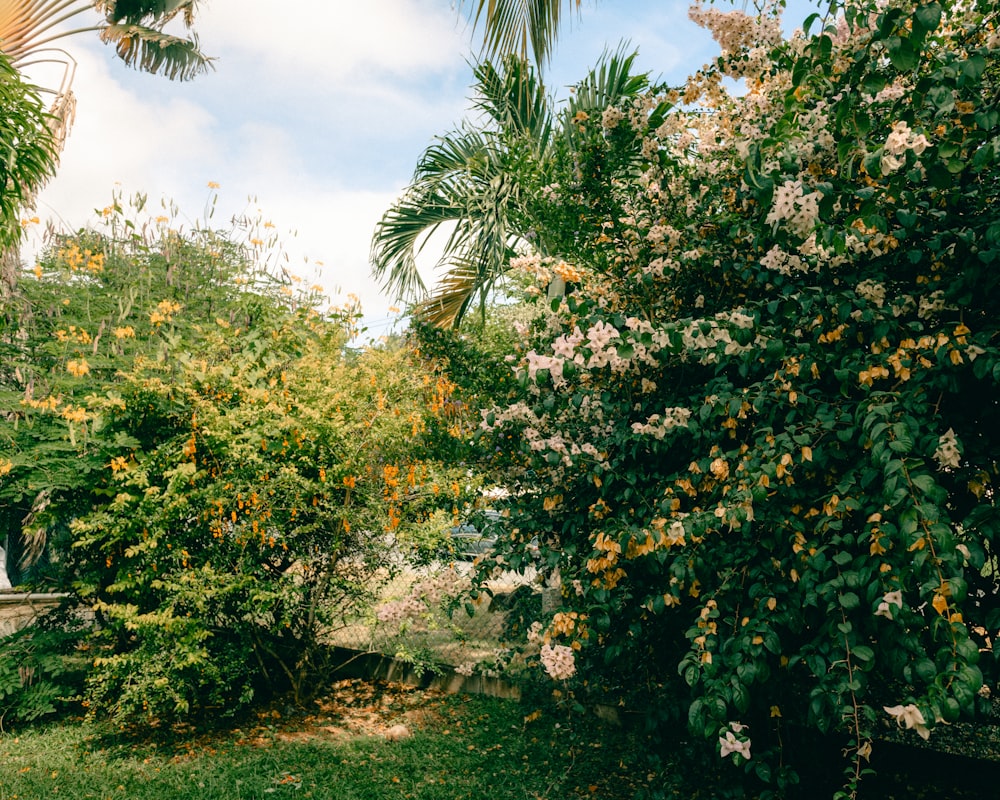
[469,0,999,794]
[0,197,476,724]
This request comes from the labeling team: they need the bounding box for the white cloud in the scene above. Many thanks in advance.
[196,0,468,83]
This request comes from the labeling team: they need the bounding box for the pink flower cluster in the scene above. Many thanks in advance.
[539,643,576,681]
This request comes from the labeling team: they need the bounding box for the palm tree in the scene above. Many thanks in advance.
[0,0,213,294]
[371,56,552,328]
[371,49,649,328]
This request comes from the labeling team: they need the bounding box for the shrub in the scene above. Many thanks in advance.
[471,0,1000,794]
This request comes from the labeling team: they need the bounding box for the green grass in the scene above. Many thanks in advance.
[0,681,658,800]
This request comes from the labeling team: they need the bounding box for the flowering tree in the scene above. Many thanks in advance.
[468,0,1000,793]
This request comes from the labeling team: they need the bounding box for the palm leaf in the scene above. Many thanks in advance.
[371,57,549,327]
[417,255,484,328]
[564,46,649,126]
[100,22,212,80]
[472,56,552,150]
[100,0,199,25]
[0,1,91,64]
[461,0,584,68]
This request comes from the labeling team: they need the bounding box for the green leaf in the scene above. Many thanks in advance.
[852,645,874,663]
[914,3,942,34]
[887,37,918,72]
[961,55,986,82]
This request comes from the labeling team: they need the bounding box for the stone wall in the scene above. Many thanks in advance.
[0,593,66,638]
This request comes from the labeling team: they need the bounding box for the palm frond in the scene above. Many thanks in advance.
[370,188,452,300]
[371,138,523,325]
[0,1,92,64]
[461,0,583,67]
[565,46,649,123]
[99,0,200,26]
[372,54,554,327]
[413,127,497,183]
[417,241,516,328]
[472,56,552,151]
[100,22,212,80]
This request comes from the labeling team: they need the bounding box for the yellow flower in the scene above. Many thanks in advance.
[67,359,91,377]
[113,326,136,339]
[61,406,88,423]
[207,181,221,189]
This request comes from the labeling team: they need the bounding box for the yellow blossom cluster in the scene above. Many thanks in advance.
[61,405,88,423]
[60,243,105,273]
[149,299,182,325]
[55,325,92,345]
[66,359,91,377]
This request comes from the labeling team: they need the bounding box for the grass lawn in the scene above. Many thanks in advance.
[5,677,1000,800]
[0,680,656,800]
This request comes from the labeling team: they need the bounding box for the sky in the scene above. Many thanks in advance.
[23,0,814,339]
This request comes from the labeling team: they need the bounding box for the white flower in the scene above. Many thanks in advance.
[934,428,961,470]
[602,106,624,129]
[856,280,886,307]
[884,703,931,740]
[719,723,751,760]
[526,621,544,644]
[875,589,903,619]
[885,121,912,155]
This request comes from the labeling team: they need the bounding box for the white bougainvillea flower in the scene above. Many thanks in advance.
[875,589,904,619]
[539,643,576,681]
[934,428,961,470]
[719,729,751,760]
[884,703,930,740]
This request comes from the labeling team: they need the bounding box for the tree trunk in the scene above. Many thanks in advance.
[1,244,20,298]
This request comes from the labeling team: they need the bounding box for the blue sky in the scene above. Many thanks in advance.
[26,0,818,338]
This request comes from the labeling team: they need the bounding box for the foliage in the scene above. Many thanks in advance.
[460,0,585,68]
[1,194,476,724]
[407,300,528,437]
[371,56,551,327]
[0,1,212,296]
[371,49,652,327]
[0,0,212,82]
[0,605,89,727]
[466,0,1000,795]
[0,52,57,256]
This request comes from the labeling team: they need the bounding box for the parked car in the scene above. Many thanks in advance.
[445,510,503,560]
[443,510,540,563]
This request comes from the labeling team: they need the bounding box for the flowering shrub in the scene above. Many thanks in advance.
[1,196,476,723]
[468,0,1000,793]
